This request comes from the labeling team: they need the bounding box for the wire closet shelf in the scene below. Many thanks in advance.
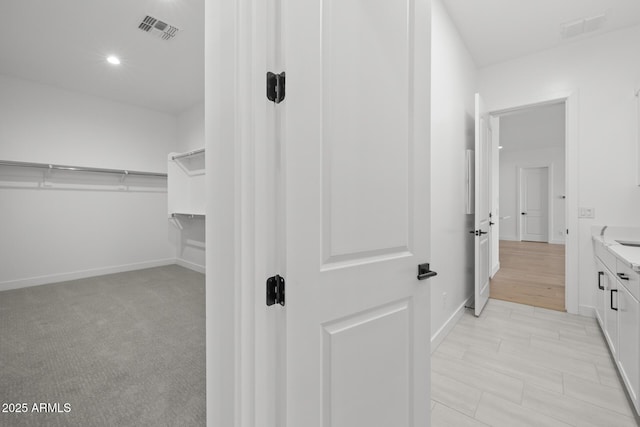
[0,160,168,178]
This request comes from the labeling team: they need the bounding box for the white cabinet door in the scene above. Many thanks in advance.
[618,283,640,412]
[594,259,606,329]
[282,0,431,425]
[604,269,619,358]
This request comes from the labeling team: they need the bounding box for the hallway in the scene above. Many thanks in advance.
[431,299,637,426]
[491,240,565,311]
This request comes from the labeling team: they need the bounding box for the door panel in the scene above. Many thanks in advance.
[594,259,606,329]
[604,270,619,358]
[474,93,491,316]
[618,285,639,407]
[520,167,548,242]
[322,300,411,426]
[282,0,431,426]
[322,0,411,265]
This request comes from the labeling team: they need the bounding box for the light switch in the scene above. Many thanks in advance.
[579,207,595,218]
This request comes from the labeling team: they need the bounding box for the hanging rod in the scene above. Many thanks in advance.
[171,213,205,219]
[0,160,167,177]
[172,148,205,160]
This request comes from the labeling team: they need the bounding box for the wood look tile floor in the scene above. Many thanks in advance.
[491,240,566,311]
[431,299,640,427]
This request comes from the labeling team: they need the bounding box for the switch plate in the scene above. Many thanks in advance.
[579,207,595,218]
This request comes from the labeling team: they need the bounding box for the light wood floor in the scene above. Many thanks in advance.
[491,240,565,312]
[431,299,638,426]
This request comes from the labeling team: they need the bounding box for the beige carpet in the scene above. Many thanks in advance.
[0,265,205,427]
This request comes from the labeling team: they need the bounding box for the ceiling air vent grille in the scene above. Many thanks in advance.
[138,15,180,41]
[560,13,607,40]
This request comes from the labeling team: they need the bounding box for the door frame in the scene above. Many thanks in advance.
[488,90,578,315]
[516,164,553,243]
[205,0,269,425]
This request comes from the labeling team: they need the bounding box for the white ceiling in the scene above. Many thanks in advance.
[0,0,204,114]
[4,1,640,114]
[441,0,640,67]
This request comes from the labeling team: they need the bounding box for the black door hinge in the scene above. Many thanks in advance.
[266,274,285,306]
[267,72,286,104]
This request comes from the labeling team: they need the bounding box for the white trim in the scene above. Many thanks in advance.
[488,90,579,315]
[579,304,596,318]
[431,296,472,354]
[565,93,579,315]
[205,0,241,425]
[550,239,566,245]
[500,235,518,241]
[176,258,206,274]
[0,258,176,292]
[205,0,261,424]
[491,261,501,278]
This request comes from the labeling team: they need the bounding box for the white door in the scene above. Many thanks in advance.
[281,0,431,426]
[474,93,491,317]
[520,167,548,242]
[489,115,500,277]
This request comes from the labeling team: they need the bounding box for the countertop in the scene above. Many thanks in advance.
[592,226,640,273]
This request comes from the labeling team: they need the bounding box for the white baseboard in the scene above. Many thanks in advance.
[431,296,472,354]
[500,235,518,241]
[550,239,566,245]
[579,305,596,318]
[0,258,176,292]
[491,262,500,278]
[176,258,206,274]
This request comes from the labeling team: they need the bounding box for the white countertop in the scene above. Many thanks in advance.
[592,225,640,272]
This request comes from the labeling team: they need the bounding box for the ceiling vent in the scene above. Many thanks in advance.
[138,15,179,41]
[561,13,607,40]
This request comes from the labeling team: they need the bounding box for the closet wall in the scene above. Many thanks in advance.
[172,102,206,272]
[0,74,177,291]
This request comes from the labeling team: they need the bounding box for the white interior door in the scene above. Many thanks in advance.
[474,93,491,317]
[520,167,549,242]
[281,0,431,426]
[490,115,500,277]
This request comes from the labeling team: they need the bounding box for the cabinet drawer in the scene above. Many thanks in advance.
[617,259,640,301]
[595,242,617,272]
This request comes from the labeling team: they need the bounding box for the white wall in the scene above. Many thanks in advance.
[498,103,566,244]
[176,102,205,154]
[0,74,177,290]
[172,102,206,273]
[500,103,565,152]
[479,25,640,313]
[499,147,566,243]
[0,74,172,172]
[430,0,477,349]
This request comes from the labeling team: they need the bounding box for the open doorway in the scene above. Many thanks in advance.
[490,101,567,311]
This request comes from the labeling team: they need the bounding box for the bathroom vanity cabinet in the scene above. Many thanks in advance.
[592,228,640,415]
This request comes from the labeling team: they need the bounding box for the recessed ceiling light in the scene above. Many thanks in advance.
[498,146,504,150]
[106,55,121,65]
